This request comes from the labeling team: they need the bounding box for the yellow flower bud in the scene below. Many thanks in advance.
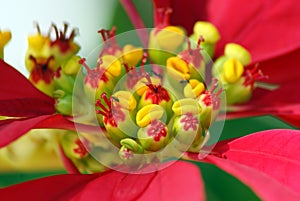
[62,55,82,75]
[166,57,190,80]
[101,55,122,77]
[122,45,143,67]
[224,43,251,66]
[156,26,185,52]
[0,30,11,48]
[193,21,220,44]
[172,98,202,116]
[112,91,137,111]
[27,34,50,52]
[0,30,12,59]
[136,104,164,127]
[184,79,205,98]
[222,58,244,83]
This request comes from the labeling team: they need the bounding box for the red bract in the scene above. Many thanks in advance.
[1,129,300,201]
[155,0,300,127]
[0,60,98,147]
[0,161,205,201]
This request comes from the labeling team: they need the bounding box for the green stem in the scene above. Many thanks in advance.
[0,48,3,60]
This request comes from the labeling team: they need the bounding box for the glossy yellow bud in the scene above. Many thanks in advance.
[222,58,244,83]
[172,98,201,116]
[193,21,220,43]
[136,104,164,127]
[112,91,137,111]
[156,26,185,51]
[27,34,50,52]
[0,30,12,59]
[101,55,122,77]
[122,45,143,67]
[184,79,205,98]
[0,30,11,48]
[166,57,190,80]
[224,43,251,66]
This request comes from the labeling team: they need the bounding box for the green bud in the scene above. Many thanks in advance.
[55,94,73,115]
[62,55,82,75]
[224,79,252,105]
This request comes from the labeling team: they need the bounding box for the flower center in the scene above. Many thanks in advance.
[147,120,167,141]
[29,55,55,84]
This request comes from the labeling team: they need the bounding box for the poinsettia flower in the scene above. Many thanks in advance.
[149,0,300,127]
[1,129,300,201]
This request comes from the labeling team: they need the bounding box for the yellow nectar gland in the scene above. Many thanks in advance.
[156,26,185,51]
[122,45,143,67]
[136,104,164,127]
[222,58,244,84]
[184,79,205,98]
[167,57,191,80]
[224,43,251,66]
[193,21,220,44]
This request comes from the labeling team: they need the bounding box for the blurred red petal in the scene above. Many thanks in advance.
[253,49,300,84]
[169,0,208,35]
[0,161,204,201]
[211,129,300,194]
[0,60,55,117]
[0,173,100,201]
[207,0,300,64]
[0,114,75,148]
[205,156,300,201]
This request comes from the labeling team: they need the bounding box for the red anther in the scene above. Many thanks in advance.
[79,58,86,64]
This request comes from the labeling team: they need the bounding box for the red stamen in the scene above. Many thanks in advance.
[79,58,92,74]
[197,35,205,48]
[243,64,268,88]
[202,78,222,109]
[155,7,172,28]
[95,93,125,127]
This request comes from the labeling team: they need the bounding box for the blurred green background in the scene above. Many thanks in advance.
[0,0,295,200]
